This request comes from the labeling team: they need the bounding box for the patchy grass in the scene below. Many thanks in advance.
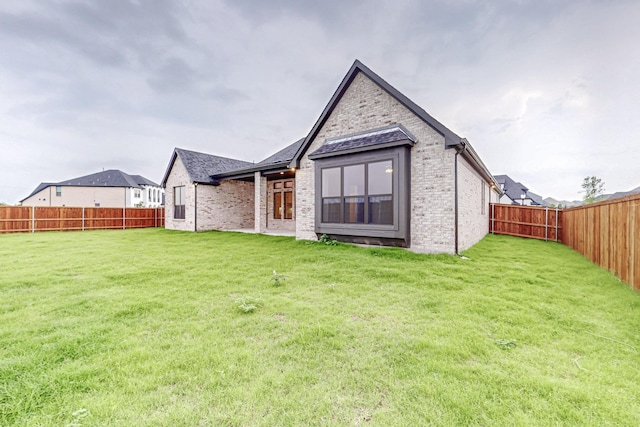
[0,229,638,426]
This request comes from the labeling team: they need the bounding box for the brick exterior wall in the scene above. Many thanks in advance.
[196,180,254,231]
[296,71,457,253]
[165,156,254,231]
[254,172,267,233]
[457,156,490,251]
[165,156,196,231]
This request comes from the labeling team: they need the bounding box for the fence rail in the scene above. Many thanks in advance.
[490,204,562,242]
[0,206,165,233]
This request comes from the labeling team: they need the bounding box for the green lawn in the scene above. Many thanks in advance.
[1,229,638,426]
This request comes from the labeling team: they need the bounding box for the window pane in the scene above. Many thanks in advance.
[369,195,393,224]
[343,164,364,196]
[284,191,293,219]
[344,196,365,223]
[322,198,341,223]
[174,205,185,219]
[274,192,282,219]
[174,186,185,205]
[322,168,341,197]
[368,161,393,195]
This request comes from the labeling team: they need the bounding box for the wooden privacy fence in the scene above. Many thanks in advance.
[0,206,165,233]
[489,204,562,242]
[490,198,640,291]
[562,194,639,291]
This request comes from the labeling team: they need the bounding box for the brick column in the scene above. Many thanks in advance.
[254,172,267,233]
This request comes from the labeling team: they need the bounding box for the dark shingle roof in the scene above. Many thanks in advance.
[308,125,415,159]
[256,138,305,166]
[170,148,254,184]
[495,174,547,206]
[130,175,160,187]
[58,170,141,188]
[21,170,159,202]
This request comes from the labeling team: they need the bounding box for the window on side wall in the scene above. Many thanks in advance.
[56,186,62,197]
[173,186,185,219]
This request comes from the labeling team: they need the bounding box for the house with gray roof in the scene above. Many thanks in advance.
[494,174,547,207]
[161,60,502,254]
[21,169,164,208]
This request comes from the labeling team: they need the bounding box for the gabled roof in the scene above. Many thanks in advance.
[256,138,305,167]
[161,148,254,186]
[308,125,416,159]
[495,174,546,206]
[21,170,160,202]
[130,175,160,187]
[211,137,305,179]
[290,59,499,188]
[57,169,143,188]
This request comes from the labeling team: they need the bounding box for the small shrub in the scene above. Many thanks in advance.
[495,339,517,350]
[235,296,263,314]
[271,270,286,287]
[319,234,338,246]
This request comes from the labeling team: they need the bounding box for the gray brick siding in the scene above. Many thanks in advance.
[165,156,254,231]
[457,156,490,251]
[296,71,458,253]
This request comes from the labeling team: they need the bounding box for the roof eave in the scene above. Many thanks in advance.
[453,139,502,194]
[213,161,291,179]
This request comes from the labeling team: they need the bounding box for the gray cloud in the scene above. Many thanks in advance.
[1,0,639,204]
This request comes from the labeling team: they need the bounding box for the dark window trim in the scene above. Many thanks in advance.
[314,146,410,244]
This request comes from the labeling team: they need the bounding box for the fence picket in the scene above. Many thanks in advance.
[0,206,164,234]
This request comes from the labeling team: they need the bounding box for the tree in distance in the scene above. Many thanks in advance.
[581,176,605,204]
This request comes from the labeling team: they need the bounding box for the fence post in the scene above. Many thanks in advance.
[31,206,35,233]
[155,207,157,228]
[82,207,85,231]
[545,207,549,241]
[491,204,494,234]
[555,207,559,242]
[123,208,126,230]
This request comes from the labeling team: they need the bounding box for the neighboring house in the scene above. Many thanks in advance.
[162,60,502,254]
[21,169,164,208]
[494,174,547,206]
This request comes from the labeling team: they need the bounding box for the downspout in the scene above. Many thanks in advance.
[454,140,467,255]
[194,182,198,232]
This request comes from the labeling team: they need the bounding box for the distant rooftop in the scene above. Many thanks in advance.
[22,170,159,202]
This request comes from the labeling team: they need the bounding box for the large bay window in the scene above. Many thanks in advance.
[313,146,410,246]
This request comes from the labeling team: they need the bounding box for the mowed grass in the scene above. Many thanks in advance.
[1,229,639,426]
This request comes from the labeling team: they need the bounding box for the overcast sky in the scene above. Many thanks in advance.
[1,0,639,204]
